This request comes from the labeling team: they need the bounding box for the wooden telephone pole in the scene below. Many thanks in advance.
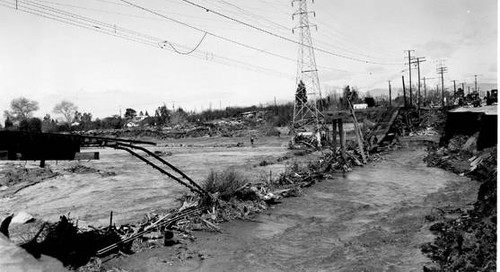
[402,75,407,108]
[405,50,415,106]
[412,57,426,110]
[388,80,392,107]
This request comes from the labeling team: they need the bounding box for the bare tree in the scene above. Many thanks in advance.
[53,100,78,124]
[3,97,39,122]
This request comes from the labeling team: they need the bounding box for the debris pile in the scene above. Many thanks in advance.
[1,199,208,270]
[424,134,492,175]
[81,118,269,140]
[315,147,365,173]
[1,214,123,269]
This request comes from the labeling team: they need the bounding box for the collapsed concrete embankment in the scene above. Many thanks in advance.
[442,106,497,150]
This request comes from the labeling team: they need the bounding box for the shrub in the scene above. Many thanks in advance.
[202,169,248,201]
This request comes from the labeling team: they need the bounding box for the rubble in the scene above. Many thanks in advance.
[81,117,269,140]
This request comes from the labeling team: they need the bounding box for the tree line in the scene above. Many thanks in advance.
[1,97,296,133]
[2,86,392,133]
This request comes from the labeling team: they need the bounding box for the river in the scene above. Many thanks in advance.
[107,144,477,272]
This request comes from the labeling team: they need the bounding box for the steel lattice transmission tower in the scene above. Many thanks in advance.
[291,0,323,131]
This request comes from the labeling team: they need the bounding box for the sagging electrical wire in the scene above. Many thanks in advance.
[160,31,208,55]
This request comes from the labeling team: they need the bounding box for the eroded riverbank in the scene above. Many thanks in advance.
[105,145,479,271]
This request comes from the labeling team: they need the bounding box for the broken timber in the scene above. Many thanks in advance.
[365,107,402,149]
[346,98,367,164]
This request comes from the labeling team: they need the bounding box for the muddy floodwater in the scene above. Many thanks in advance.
[108,144,476,272]
[0,136,292,226]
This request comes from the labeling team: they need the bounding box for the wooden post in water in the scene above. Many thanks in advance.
[109,211,113,230]
[338,119,346,159]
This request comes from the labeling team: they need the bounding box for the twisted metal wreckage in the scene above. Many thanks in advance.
[0,131,210,198]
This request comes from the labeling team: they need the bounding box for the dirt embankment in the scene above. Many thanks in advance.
[421,134,496,271]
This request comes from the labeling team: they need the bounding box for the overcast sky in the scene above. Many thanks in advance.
[0,0,497,120]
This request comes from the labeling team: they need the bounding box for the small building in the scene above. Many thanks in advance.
[353,103,368,110]
[125,121,138,128]
[241,111,256,119]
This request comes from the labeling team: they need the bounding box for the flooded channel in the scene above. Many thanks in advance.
[112,145,474,272]
[0,136,291,226]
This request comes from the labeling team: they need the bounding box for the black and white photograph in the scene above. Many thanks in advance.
[0,0,497,271]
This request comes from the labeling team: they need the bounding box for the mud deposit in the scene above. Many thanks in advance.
[106,146,479,272]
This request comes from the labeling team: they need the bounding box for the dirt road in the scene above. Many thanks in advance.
[105,145,479,272]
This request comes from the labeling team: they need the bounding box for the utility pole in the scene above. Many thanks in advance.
[436,60,448,107]
[451,80,457,97]
[461,82,465,93]
[436,84,439,104]
[388,80,392,107]
[412,57,426,110]
[474,75,478,92]
[274,96,278,114]
[291,0,323,132]
[402,75,407,108]
[404,50,414,106]
[423,77,427,102]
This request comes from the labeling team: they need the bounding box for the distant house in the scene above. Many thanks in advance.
[125,121,138,128]
[241,111,256,119]
[124,116,154,128]
[353,103,368,110]
[241,110,266,119]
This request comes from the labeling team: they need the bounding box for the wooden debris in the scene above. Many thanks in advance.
[200,219,221,233]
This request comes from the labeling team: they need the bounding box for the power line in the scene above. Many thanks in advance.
[254,0,402,61]
[118,0,360,74]
[35,0,238,25]
[164,31,207,55]
[179,0,402,65]
[0,0,295,79]
[215,0,400,63]
[118,0,315,64]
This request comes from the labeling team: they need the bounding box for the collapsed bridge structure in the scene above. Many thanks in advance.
[0,131,209,197]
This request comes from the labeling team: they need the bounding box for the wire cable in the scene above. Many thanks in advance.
[163,31,207,55]
[0,0,295,79]
[179,0,402,65]
[210,0,399,65]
